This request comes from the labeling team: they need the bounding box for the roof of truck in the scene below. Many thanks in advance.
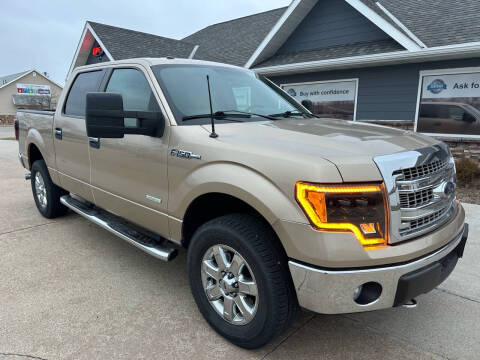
[74,57,246,73]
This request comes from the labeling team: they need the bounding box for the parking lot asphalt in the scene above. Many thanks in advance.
[0,139,479,360]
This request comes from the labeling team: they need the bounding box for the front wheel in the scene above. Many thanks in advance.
[187,214,297,349]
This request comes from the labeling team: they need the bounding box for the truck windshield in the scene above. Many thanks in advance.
[151,64,310,124]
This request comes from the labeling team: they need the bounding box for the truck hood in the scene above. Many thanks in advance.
[202,118,439,181]
[262,118,436,156]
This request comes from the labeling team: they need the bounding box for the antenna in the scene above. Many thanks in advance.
[206,75,218,138]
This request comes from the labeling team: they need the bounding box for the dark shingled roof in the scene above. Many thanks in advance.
[361,0,480,47]
[254,39,405,68]
[183,7,287,66]
[86,1,480,70]
[88,22,197,60]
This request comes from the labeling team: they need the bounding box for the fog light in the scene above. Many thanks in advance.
[353,285,363,301]
[353,282,382,305]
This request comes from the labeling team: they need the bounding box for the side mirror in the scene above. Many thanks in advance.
[85,92,164,138]
[301,99,313,112]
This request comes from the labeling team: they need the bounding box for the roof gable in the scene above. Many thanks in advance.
[0,70,63,90]
[68,21,203,76]
[277,0,394,54]
[246,0,423,68]
[89,22,196,60]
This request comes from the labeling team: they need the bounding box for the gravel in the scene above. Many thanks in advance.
[457,184,480,205]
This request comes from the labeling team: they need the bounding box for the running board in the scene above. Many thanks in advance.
[60,195,177,261]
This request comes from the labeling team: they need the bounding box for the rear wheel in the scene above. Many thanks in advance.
[187,214,296,349]
[31,160,68,218]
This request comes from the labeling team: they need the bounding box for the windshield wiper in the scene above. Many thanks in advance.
[269,111,310,118]
[183,110,277,122]
[219,110,277,120]
[182,111,250,122]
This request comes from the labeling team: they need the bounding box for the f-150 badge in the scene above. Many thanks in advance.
[170,149,201,160]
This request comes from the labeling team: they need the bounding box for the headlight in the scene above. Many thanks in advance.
[295,182,389,249]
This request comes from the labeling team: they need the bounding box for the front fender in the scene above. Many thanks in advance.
[170,161,306,225]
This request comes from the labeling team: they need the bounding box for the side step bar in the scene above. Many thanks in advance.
[60,195,177,261]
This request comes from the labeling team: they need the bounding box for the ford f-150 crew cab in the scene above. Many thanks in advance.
[17,58,468,349]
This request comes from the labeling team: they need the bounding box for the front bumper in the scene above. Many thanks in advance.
[289,224,468,314]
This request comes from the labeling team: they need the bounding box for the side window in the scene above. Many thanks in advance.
[106,68,159,127]
[64,70,103,117]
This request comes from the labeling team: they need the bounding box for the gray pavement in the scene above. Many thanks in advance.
[0,125,14,139]
[0,139,478,360]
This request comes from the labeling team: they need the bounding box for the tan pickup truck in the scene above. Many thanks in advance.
[17,58,468,349]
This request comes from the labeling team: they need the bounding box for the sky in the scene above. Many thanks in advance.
[0,0,291,86]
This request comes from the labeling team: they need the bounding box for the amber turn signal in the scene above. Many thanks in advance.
[295,182,389,249]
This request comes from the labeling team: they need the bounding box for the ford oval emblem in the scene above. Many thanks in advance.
[427,79,447,94]
[444,181,456,197]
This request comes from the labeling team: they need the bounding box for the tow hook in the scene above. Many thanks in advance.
[402,298,417,309]
[25,173,31,180]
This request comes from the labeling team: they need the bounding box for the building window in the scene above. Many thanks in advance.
[416,68,480,138]
[281,79,358,120]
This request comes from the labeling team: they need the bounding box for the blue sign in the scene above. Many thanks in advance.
[427,79,447,94]
[287,88,297,97]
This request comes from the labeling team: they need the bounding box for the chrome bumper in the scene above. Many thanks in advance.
[289,225,467,314]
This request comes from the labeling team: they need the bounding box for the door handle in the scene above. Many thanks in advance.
[89,137,100,149]
[55,128,62,140]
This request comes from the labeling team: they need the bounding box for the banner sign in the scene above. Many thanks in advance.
[16,83,51,96]
[281,79,357,120]
[417,70,480,137]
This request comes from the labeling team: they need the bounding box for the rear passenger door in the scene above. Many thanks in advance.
[88,66,171,238]
[54,70,105,202]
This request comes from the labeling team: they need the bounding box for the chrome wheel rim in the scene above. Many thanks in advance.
[201,244,259,325]
[34,172,47,209]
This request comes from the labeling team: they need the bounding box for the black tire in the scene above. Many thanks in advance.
[187,214,297,349]
[31,160,68,219]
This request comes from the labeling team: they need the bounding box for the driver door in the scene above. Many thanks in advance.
[88,65,170,238]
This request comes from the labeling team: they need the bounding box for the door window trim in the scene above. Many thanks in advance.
[101,65,166,137]
[102,66,164,112]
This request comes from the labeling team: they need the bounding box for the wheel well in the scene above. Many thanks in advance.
[28,144,43,168]
[182,193,276,248]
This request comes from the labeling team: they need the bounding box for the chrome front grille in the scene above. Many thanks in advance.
[374,144,457,244]
[392,160,446,181]
[400,205,451,235]
[399,188,433,208]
